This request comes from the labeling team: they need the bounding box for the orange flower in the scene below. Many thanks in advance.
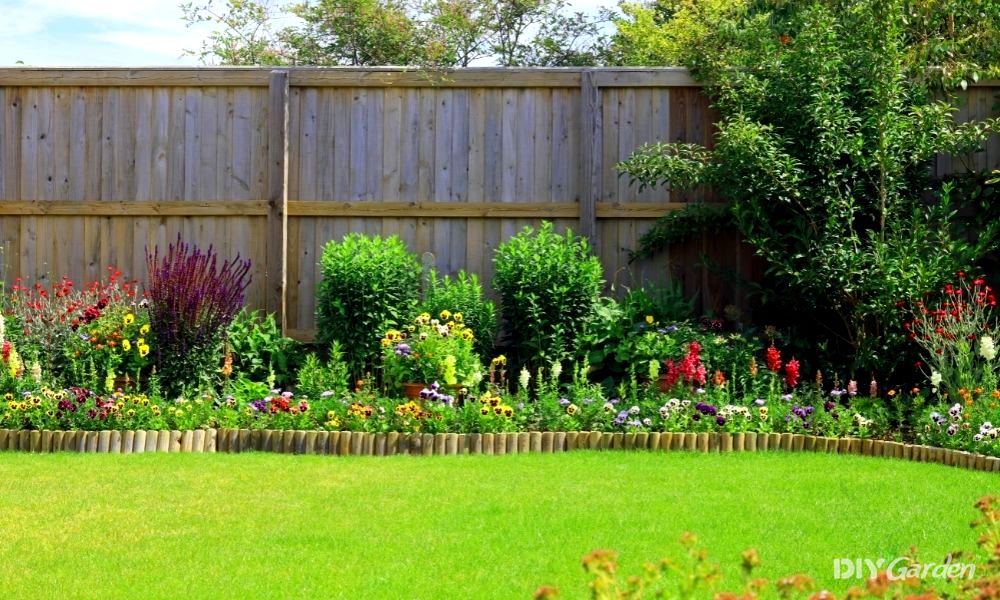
[887,389,896,397]
[992,390,1000,399]
[910,387,920,394]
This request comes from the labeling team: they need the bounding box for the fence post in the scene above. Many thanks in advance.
[579,69,602,251]
[266,69,290,333]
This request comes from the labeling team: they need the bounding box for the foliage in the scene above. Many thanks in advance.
[905,274,1000,398]
[380,310,483,390]
[316,233,421,380]
[63,305,152,392]
[606,0,1000,87]
[493,222,603,371]
[626,201,732,262]
[224,309,302,389]
[146,235,252,397]
[180,0,295,64]
[603,0,745,67]
[421,269,496,360]
[289,0,431,66]
[5,268,142,385]
[617,0,1000,378]
[294,342,351,400]
[180,0,607,66]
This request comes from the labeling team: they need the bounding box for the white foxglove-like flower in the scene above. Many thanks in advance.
[518,367,530,391]
[980,335,996,361]
[550,361,562,381]
[930,371,942,391]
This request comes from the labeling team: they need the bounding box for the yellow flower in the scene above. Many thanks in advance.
[453,312,463,323]
[175,409,184,418]
[645,315,654,324]
[138,345,150,358]
[140,324,150,335]
[122,339,132,351]
[124,313,135,326]
[440,310,452,321]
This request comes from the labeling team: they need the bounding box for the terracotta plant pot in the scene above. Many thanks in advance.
[402,383,428,400]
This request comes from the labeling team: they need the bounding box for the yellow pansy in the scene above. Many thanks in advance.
[124,313,135,326]
[139,324,150,335]
[122,339,132,351]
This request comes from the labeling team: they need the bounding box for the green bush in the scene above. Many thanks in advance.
[225,309,302,389]
[316,233,421,379]
[421,269,497,361]
[295,342,351,399]
[618,0,1000,380]
[493,221,603,371]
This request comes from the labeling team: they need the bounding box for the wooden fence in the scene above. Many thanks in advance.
[0,68,996,339]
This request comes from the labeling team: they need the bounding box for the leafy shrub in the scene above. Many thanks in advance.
[225,309,302,388]
[421,269,496,360]
[146,235,252,397]
[316,233,421,380]
[493,221,603,371]
[618,0,1000,380]
[295,342,351,400]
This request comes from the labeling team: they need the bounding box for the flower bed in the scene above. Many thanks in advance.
[1,427,998,472]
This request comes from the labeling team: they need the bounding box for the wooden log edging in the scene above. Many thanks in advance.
[0,429,995,472]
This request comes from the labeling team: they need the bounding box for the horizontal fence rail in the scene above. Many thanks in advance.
[0,67,996,338]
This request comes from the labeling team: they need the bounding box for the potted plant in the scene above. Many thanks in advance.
[381,311,484,398]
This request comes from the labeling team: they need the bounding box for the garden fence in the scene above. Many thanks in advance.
[0,67,996,339]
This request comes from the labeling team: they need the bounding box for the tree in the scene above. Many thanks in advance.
[288,0,430,66]
[181,0,609,66]
[603,0,744,66]
[181,0,295,64]
[618,0,1000,378]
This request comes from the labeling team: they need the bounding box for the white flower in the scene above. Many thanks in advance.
[980,336,996,361]
[518,367,531,392]
[929,371,942,391]
[550,361,562,381]
[30,361,41,383]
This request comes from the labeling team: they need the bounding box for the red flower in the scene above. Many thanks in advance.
[766,345,782,373]
[785,358,800,388]
[1,342,9,363]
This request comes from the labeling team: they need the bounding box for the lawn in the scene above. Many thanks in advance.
[0,451,993,599]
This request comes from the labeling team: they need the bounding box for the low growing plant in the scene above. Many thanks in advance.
[225,309,302,389]
[380,311,484,392]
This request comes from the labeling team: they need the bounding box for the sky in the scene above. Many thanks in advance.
[0,0,611,67]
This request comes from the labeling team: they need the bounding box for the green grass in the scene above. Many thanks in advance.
[0,451,993,599]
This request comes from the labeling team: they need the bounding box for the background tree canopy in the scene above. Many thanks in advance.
[180,0,608,66]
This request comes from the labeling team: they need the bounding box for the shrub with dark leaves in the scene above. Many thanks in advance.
[146,235,251,395]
